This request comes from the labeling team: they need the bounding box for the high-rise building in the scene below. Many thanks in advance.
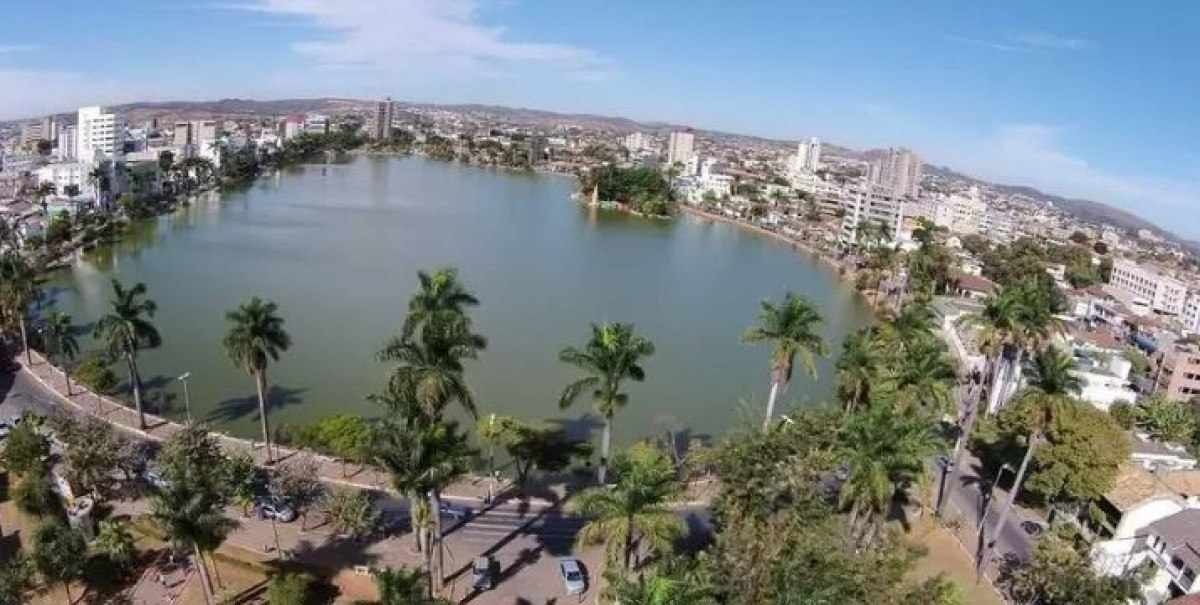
[839,186,906,248]
[56,125,77,161]
[623,132,650,152]
[1109,259,1189,315]
[373,97,396,139]
[1153,343,1200,402]
[172,122,193,147]
[797,137,822,172]
[666,130,695,167]
[76,106,125,166]
[868,147,922,198]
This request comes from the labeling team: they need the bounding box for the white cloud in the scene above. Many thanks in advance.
[1012,32,1092,51]
[221,0,611,81]
[944,35,1029,54]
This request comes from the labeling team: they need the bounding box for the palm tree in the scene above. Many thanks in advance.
[893,339,957,417]
[981,346,1080,574]
[34,182,56,217]
[43,312,79,396]
[836,328,880,414]
[379,315,484,420]
[570,444,683,571]
[151,486,237,605]
[222,297,292,464]
[374,567,428,605]
[400,268,480,341]
[0,252,41,367]
[742,292,828,432]
[559,322,656,484]
[93,280,160,429]
[839,405,940,548]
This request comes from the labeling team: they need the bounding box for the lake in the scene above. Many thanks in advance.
[45,155,871,446]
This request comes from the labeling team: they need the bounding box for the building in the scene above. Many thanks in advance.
[1184,294,1200,334]
[666,130,695,167]
[622,132,651,153]
[788,137,822,176]
[280,116,304,140]
[868,147,922,198]
[1110,259,1190,315]
[76,106,124,166]
[172,122,193,146]
[839,186,906,247]
[33,162,86,195]
[56,126,76,161]
[1153,343,1200,402]
[373,97,396,139]
[303,114,330,135]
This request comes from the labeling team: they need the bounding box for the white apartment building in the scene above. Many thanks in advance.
[56,125,76,161]
[76,106,125,166]
[839,186,906,247]
[1109,258,1189,315]
[33,162,86,194]
[622,132,651,152]
[303,114,330,135]
[868,147,922,198]
[1183,293,1200,333]
[787,137,821,177]
[373,97,396,139]
[666,130,695,167]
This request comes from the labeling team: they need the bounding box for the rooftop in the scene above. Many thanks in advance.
[1143,509,1200,571]
[1104,463,1200,512]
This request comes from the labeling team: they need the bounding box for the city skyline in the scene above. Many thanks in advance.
[1,1,1197,237]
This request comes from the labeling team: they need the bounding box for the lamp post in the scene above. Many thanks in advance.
[177,372,193,424]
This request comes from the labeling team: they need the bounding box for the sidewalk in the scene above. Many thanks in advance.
[14,350,537,506]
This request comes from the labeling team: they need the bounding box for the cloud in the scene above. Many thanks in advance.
[219,0,610,80]
[946,32,1093,53]
[0,44,38,53]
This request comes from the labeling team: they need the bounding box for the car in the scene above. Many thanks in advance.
[439,502,472,521]
[1021,520,1046,537]
[472,556,495,591]
[0,423,11,440]
[559,558,586,596]
[142,467,171,491]
[257,498,297,523]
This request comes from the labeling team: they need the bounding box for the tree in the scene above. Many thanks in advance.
[0,251,41,367]
[400,268,480,342]
[13,466,60,517]
[1003,534,1146,605]
[836,328,881,414]
[74,353,119,397]
[267,572,313,605]
[892,338,957,417]
[31,521,87,604]
[1134,393,1197,444]
[1108,401,1136,429]
[0,553,34,605]
[559,322,656,484]
[270,456,325,530]
[742,292,828,431]
[839,404,940,548]
[223,297,292,463]
[300,414,373,477]
[56,415,121,500]
[476,413,518,501]
[43,312,80,396]
[94,519,138,575]
[503,421,593,487]
[571,443,684,571]
[224,452,261,517]
[374,567,435,605]
[320,487,379,540]
[1,421,50,475]
[93,279,161,429]
[603,558,716,605]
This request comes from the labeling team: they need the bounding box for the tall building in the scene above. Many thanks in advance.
[868,147,922,198]
[373,97,396,139]
[56,125,77,161]
[839,186,906,247]
[666,130,695,167]
[172,122,193,147]
[797,137,822,172]
[76,106,125,166]
[622,132,650,152]
[1109,259,1189,315]
[1154,343,1200,402]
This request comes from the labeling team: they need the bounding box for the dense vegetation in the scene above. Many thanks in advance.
[580,165,676,216]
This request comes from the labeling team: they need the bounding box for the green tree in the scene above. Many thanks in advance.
[93,519,138,575]
[892,338,957,417]
[374,567,435,605]
[320,487,379,540]
[604,558,716,605]
[742,292,828,431]
[1004,534,1146,605]
[559,322,656,483]
[1108,401,1136,429]
[1134,393,1197,444]
[2,421,50,475]
[93,279,161,429]
[267,572,313,605]
[43,312,80,396]
[400,268,480,342]
[571,443,684,571]
[836,328,881,414]
[503,420,592,486]
[31,521,87,605]
[0,251,41,367]
[74,353,119,396]
[57,415,121,500]
[223,297,292,463]
[476,413,518,501]
[13,466,60,517]
[300,414,373,477]
[0,553,34,605]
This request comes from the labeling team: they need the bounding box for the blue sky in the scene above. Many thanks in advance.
[2,1,1198,237]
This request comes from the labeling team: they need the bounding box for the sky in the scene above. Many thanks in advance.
[2,0,1198,237]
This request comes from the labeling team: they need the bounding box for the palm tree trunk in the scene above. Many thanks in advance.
[62,580,71,605]
[428,490,445,595]
[599,414,613,484]
[193,543,214,605]
[624,514,635,571]
[421,527,435,599]
[938,388,980,518]
[410,493,423,553]
[986,352,1007,414]
[980,435,1038,578]
[269,515,282,559]
[255,370,273,463]
[64,362,73,397]
[127,352,146,429]
[762,380,781,432]
[18,315,32,367]
[205,551,224,589]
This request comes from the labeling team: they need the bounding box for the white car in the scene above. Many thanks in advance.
[438,502,472,521]
[559,558,586,596]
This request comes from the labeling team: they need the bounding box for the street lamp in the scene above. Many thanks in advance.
[177,372,193,424]
[980,463,1015,530]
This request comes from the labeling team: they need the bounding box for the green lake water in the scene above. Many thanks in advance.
[45,155,871,446]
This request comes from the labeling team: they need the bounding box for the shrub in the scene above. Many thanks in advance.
[1109,402,1136,430]
[13,466,61,518]
[75,354,119,395]
[268,571,313,605]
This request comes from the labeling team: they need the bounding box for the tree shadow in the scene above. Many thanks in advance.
[544,414,604,446]
[121,374,180,416]
[206,385,308,424]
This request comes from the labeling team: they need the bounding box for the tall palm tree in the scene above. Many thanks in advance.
[559,322,656,484]
[0,252,41,367]
[374,567,428,605]
[893,339,957,417]
[222,297,291,463]
[379,314,484,420]
[743,292,828,432]
[150,485,237,605]
[967,287,1024,415]
[982,346,1080,574]
[93,280,160,429]
[400,268,481,341]
[839,404,940,548]
[570,444,684,571]
[836,328,880,414]
[43,312,79,396]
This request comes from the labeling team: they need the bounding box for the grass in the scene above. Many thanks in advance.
[907,518,1004,605]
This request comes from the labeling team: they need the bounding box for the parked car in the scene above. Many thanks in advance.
[257,498,297,523]
[142,467,171,491]
[472,556,495,591]
[1021,520,1046,537]
[439,502,472,521]
[559,558,586,596]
